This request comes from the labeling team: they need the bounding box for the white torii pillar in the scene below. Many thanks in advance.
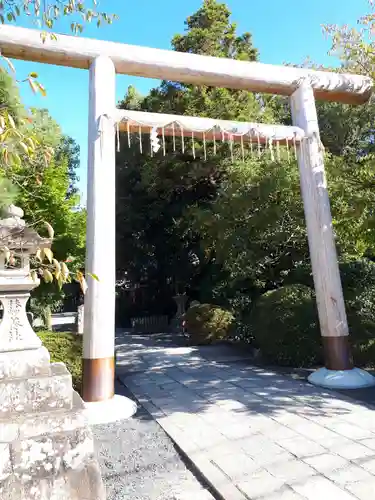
[291,81,375,389]
[83,56,116,402]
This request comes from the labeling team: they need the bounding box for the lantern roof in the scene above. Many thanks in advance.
[0,205,51,253]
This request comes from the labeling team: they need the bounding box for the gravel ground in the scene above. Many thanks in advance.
[92,381,214,500]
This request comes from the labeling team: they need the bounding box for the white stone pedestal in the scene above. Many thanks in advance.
[308,367,375,390]
[84,394,137,426]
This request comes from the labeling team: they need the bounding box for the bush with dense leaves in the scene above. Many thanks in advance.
[247,284,322,367]
[38,331,82,393]
[341,260,375,366]
[184,303,234,345]
[245,260,375,367]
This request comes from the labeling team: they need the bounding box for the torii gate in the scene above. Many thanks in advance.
[0,25,374,404]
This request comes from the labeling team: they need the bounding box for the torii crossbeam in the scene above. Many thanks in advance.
[0,24,373,401]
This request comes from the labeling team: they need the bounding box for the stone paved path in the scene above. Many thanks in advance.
[117,333,375,500]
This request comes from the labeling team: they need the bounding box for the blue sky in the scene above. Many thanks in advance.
[9,0,369,202]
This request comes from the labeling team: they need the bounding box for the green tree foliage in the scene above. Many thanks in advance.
[184,303,234,345]
[322,0,375,79]
[247,285,322,367]
[116,0,275,310]
[246,262,375,368]
[0,0,117,33]
[0,70,85,322]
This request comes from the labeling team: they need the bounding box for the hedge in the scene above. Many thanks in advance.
[184,303,234,345]
[38,331,82,393]
[245,260,375,367]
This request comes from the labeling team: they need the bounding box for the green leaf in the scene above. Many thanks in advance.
[43,269,53,283]
[35,249,42,263]
[19,141,29,154]
[44,221,54,239]
[43,248,53,263]
[7,114,15,129]
[87,272,100,281]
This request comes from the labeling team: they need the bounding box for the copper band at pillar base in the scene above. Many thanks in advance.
[322,336,353,371]
[82,357,115,402]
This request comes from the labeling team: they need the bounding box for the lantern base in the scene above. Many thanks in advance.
[0,356,105,499]
[308,367,375,389]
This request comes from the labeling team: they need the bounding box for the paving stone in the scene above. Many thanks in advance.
[185,380,223,391]
[272,412,311,427]
[259,422,299,441]
[231,379,262,390]
[251,451,295,469]
[303,453,349,474]
[240,435,286,460]
[326,463,372,486]
[327,422,374,440]
[141,400,166,419]
[292,421,344,443]
[220,423,256,440]
[189,429,226,450]
[359,438,375,451]
[261,486,307,500]
[333,442,375,460]
[276,436,326,457]
[291,475,357,499]
[147,373,176,385]
[309,433,354,450]
[264,459,315,483]
[237,469,285,498]
[191,451,247,500]
[358,457,375,474]
[346,477,375,499]
[213,452,259,479]
[243,415,279,433]
[206,441,241,458]
[216,400,248,412]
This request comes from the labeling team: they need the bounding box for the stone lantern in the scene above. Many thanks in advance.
[172,293,188,333]
[0,205,52,353]
[0,205,105,499]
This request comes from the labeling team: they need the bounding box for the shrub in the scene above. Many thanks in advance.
[38,331,82,393]
[184,303,234,345]
[247,285,322,367]
[341,260,375,367]
[246,260,375,368]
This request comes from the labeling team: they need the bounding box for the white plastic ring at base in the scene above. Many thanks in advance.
[84,395,137,426]
[308,367,375,390]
